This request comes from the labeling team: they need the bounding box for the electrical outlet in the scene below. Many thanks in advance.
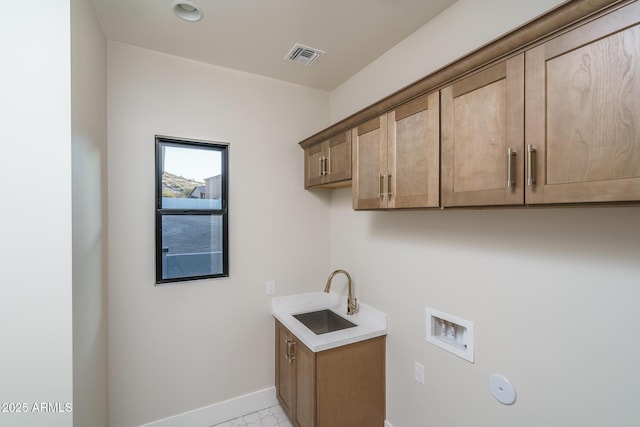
[266,280,276,295]
[414,362,425,384]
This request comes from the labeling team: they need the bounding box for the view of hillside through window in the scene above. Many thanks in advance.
[162,145,222,207]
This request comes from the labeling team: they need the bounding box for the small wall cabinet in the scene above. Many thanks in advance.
[275,320,385,427]
[352,91,440,209]
[304,131,352,189]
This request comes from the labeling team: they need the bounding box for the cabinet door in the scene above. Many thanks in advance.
[304,144,325,188]
[352,116,388,209]
[325,131,352,184]
[441,55,525,207]
[294,340,316,427]
[275,322,296,419]
[316,336,385,427]
[525,2,640,204]
[387,91,440,208]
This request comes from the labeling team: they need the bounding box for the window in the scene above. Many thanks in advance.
[155,136,229,284]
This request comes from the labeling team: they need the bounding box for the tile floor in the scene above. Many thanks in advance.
[211,405,293,427]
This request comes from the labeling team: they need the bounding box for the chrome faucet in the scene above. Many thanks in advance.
[324,269,358,315]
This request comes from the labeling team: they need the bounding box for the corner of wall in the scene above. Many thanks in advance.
[71,0,108,426]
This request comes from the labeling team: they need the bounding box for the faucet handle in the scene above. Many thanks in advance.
[347,297,358,315]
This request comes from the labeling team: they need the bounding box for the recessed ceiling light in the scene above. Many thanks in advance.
[171,0,203,22]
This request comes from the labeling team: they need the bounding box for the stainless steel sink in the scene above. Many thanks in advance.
[293,309,357,335]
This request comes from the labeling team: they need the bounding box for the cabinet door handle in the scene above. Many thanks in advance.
[320,156,327,176]
[387,173,392,197]
[527,144,537,186]
[286,339,296,363]
[319,157,324,177]
[506,147,516,188]
[378,174,384,199]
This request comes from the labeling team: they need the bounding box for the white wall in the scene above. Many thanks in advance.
[71,0,108,425]
[327,1,640,426]
[107,42,332,426]
[331,189,640,426]
[0,1,73,426]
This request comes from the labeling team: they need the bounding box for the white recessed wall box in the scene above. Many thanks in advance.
[426,308,474,363]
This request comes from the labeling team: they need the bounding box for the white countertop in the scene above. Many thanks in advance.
[271,291,387,352]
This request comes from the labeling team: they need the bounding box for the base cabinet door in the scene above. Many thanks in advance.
[316,337,386,427]
[275,320,386,427]
[525,1,640,204]
[275,322,296,417]
[441,55,525,207]
[294,337,315,427]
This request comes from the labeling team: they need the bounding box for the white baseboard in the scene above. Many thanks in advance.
[385,421,395,427]
[138,387,278,427]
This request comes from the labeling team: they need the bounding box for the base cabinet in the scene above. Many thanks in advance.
[275,320,385,427]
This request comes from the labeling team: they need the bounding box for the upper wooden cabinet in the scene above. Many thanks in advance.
[352,92,440,210]
[299,0,640,208]
[525,1,640,204]
[304,131,351,189]
[441,55,525,207]
[389,92,440,209]
[352,115,386,209]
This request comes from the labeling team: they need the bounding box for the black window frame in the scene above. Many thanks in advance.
[155,136,229,284]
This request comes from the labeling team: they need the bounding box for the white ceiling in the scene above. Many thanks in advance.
[91,0,457,91]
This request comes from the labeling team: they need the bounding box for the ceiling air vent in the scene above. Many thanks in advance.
[285,43,325,67]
